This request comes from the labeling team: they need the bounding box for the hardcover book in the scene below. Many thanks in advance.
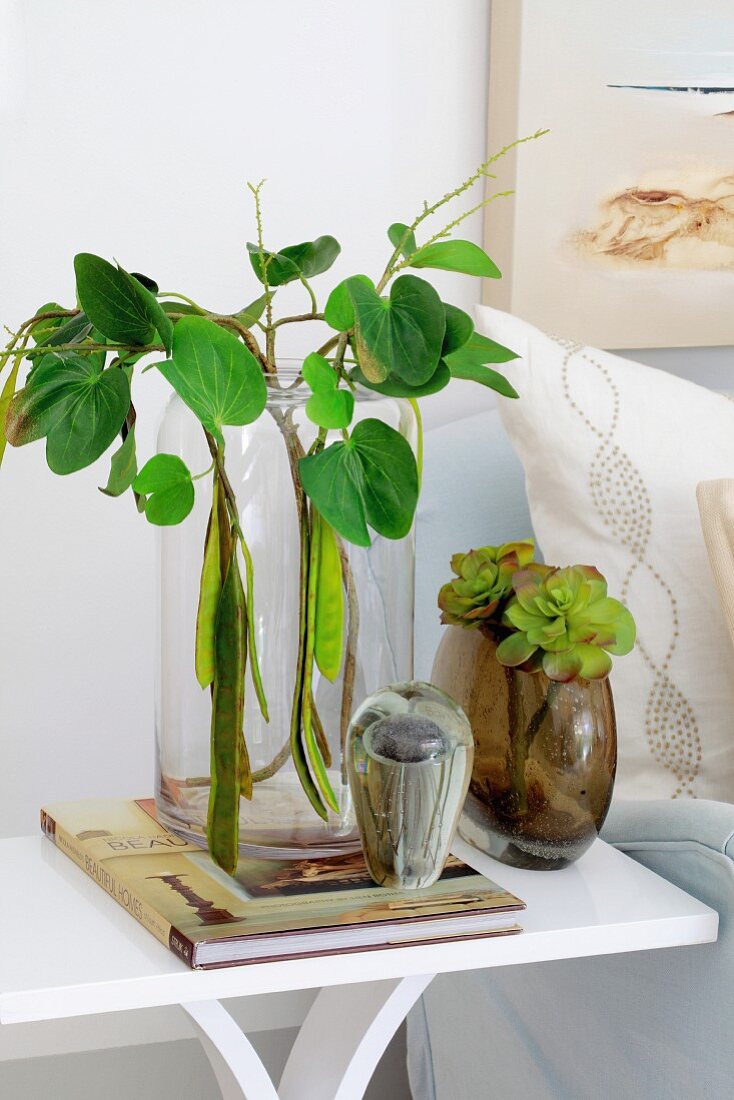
[40,798,524,969]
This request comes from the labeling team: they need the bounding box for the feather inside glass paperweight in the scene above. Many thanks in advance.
[346,681,473,889]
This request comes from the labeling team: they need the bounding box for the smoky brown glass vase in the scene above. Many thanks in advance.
[431,626,617,870]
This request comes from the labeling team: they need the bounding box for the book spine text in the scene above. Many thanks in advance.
[40,809,196,966]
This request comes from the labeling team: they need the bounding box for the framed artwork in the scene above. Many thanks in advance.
[485,0,734,348]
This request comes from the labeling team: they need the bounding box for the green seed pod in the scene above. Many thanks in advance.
[207,531,247,875]
[314,513,344,681]
[288,510,329,822]
[301,509,339,813]
[194,478,222,689]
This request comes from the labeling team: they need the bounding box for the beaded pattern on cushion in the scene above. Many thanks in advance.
[556,336,701,797]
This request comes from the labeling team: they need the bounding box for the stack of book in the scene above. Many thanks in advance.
[41,798,525,969]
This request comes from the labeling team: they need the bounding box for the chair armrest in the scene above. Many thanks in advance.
[601,798,734,920]
[602,798,734,855]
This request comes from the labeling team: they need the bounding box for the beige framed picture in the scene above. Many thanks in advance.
[485,0,734,348]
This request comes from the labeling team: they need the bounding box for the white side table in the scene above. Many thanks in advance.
[0,834,717,1099]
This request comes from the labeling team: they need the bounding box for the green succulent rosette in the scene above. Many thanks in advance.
[495,564,636,682]
[438,540,536,626]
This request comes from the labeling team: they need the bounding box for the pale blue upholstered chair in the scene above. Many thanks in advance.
[408,407,734,1100]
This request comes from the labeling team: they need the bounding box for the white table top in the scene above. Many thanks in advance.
[0,833,717,1026]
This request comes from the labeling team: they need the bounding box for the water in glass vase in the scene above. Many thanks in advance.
[155,364,416,859]
[432,626,617,870]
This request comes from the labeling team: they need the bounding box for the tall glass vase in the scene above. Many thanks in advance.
[155,365,416,858]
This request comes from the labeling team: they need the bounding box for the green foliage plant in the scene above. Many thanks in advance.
[498,563,636,681]
[438,541,536,626]
[438,544,636,683]
[1,131,546,873]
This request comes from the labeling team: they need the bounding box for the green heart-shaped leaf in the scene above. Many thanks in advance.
[0,355,23,468]
[306,391,355,430]
[133,453,194,525]
[442,304,474,356]
[443,330,519,397]
[122,271,174,355]
[129,271,158,294]
[99,424,137,497]
[233,294,268,327]
[30,313,94,364]
[353,418,419,537]
[160,301,201,316]
[74,254,173,354]
[28,303,67,346]
[446,357,518,398]
[157,316,267,434]
[302,352,337,391]
[247,236,340,286]
[348,274,445,386]
[444,332,518,368]
[410,239,501,278]
[324,274,373,332]
[350,361,450,398]
[387,222,417,259]
[300,442,368,545]
[302,353,354,430]
[6,352,130,474]
[299,418,418,547]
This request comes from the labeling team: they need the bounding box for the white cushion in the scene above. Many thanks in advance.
[476,304,734,802]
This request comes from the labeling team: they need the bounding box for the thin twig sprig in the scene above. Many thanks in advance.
[376,128,549,291]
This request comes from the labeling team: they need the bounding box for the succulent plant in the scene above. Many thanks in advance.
[496,564,636,681]
[438,540,536,626]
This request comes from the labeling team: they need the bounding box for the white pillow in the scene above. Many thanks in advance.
[476,304,734,802]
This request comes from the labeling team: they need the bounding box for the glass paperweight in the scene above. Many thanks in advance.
[346,681,473,889]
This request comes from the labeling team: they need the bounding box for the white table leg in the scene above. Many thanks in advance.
[278,974,435,1100]
[183,974,435,1100]
[182,1000,279,1100]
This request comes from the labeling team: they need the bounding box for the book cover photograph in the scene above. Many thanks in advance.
[40,798,524,968]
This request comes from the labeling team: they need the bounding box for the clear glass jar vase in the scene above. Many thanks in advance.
[154,365,416,859]
[432,626,617,870]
